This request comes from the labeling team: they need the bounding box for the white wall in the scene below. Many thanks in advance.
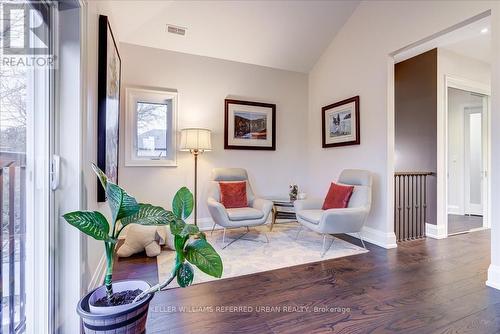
[83,0,118,297]
[439,48,491,85]
[118,43,308,228]
[440,50,490,214]
[307,1,497,248]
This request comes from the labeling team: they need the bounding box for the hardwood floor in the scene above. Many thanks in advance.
[448,214,483,234]
[114,230,500,333]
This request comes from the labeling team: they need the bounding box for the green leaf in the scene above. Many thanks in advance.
[172,187,193,219]
[169,217,186,235]
[174,235,188,262]
[176,262,194,287]
[197,231,207,240]
[63,211,110,241]
[120,204,175,227]
[106,182,139,222]
[91,163,108,191]
[179,224,200,238]
[185,239,223,278]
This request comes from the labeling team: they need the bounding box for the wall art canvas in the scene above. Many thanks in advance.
[322,96,360,148]
[97,15,121,202]
[225,99,276,150]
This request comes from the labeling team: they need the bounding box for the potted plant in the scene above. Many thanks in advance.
[63,164,223,333]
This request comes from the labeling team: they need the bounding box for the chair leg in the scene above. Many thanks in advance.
[210,222,217,236]
[221,228,249,250]
[221,226,270,249]
[295,225,303,240]
[320,234,334,258]
[263,231,270,243]
[358,232,366,249]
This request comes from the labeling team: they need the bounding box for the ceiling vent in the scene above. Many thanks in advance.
[167,24,186,36]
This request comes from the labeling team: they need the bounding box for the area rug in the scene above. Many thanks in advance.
[157,222,368,286]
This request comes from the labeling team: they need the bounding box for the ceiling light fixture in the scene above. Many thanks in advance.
[480,27,489,34]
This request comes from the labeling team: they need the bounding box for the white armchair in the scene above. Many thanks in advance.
[294,169,372,256]
[207,168,273,248]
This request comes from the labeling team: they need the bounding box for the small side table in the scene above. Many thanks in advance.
[270,199,296,231]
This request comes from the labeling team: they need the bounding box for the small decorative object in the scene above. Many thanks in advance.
[97,15,121,202]
[322,96,360,148]
[64,164,222,333]
[289,184,298,201]
[224,99,276,150]
[116,225,170,258]
[179,128,212,225]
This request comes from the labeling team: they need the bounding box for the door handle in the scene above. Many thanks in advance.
[51,155,60,191]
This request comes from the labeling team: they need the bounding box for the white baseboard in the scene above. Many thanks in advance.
[426,223,447,239]
[486,264,500,290]
[87,253,106,291]
[447,205,463,215]
[348,226,397,249]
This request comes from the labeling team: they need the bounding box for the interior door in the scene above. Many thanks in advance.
[464,106,483,216]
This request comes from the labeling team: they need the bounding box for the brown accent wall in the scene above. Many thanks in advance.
[395,48,437,225]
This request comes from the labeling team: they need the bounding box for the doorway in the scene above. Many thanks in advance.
[390,11,492,240]
[447,85,489,235]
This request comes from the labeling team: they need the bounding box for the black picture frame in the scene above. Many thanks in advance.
[97,15,121,202]
[224,99,276,151]
[322,96,360,148]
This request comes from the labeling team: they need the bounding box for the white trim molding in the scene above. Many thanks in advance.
[447,205,462,215]
[425,223,447,239]
[348,226,398,249]
[486,264,500,290]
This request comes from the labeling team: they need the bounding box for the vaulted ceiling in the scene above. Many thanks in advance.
[105,0,360,73]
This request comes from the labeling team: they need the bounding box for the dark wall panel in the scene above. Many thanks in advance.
[395,48,437,225]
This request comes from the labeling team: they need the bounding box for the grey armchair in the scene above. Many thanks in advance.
[294,169,372,256]
[207,168,273,249]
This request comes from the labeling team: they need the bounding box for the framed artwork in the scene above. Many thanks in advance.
[224,99,276,150]
[97,15,121,202]
[322,96,360,148]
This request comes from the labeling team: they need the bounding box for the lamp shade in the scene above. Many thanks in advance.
[179,128,212,152]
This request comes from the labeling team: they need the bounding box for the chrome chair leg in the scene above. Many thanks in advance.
[220,227,269,249]
[221,228,249,250]
[263,231,270,243]
[210,222,217,236]
[358,232,366,249]
[320,234,334,258]
[295,225,303,240]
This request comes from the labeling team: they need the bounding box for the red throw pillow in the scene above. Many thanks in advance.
[322,182,354,210]
[219,181,247,208]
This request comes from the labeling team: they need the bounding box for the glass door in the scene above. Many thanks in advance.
[0,2,55,333]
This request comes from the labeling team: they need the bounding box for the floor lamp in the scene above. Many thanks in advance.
[179,128,212,225]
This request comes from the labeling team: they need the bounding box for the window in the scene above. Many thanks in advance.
[125,87,177,166]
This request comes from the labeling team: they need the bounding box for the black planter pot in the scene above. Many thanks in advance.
[77,280,154,334]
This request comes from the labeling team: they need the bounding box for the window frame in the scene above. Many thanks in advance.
[124,87,178,167]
